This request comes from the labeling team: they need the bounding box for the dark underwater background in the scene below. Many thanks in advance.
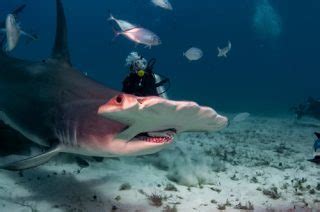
[2,0,320,115]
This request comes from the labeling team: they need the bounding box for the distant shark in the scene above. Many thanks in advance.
[0,4,26,44]
[0,4,26,29]
[293,97,320,120]
[0,0,228,170]
[1,13,37,52]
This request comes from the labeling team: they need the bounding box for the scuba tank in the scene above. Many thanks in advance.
[153,73,168,99]
[146,58,170,99]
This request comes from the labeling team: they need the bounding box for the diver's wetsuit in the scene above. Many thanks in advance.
[122,72,158,96]
[122,58,169,97]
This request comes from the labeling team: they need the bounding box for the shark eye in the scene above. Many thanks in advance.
[115,94,124,104]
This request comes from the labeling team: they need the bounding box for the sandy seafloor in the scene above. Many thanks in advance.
[1,113,320,212]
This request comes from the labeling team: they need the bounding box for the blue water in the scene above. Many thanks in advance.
[2,0,320,114]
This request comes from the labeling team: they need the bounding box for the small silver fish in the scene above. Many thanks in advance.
[0,14,37,52]
[151,0,173,10]
[108,13,136,31]
[183,47,203,61]
[217,41,232,58]
[115,27,161,48]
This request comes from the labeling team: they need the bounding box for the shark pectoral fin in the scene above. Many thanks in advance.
[20,30,37,41]
[0,144,60,171]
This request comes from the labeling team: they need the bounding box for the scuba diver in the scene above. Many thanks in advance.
[308,132,320,164]
[122,52,170,98]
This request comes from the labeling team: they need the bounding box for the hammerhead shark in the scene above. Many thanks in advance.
[0,0,227,170]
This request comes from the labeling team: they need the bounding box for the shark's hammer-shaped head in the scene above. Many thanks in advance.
[96,94,228,156]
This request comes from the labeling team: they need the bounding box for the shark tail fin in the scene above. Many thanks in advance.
[0,144,60,171]
[51,0,71,66]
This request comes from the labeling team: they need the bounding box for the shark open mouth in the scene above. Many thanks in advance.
[133,129,176,144]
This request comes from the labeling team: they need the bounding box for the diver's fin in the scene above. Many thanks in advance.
[51,0,71,66]
[20,30,37,40]
[315,132,320,139]
[0,144,60,171]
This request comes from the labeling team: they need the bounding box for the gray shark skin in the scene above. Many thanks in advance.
[0,0,227,170]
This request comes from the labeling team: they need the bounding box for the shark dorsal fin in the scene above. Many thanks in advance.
[315,132,320,139]
[51,0,71,66]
